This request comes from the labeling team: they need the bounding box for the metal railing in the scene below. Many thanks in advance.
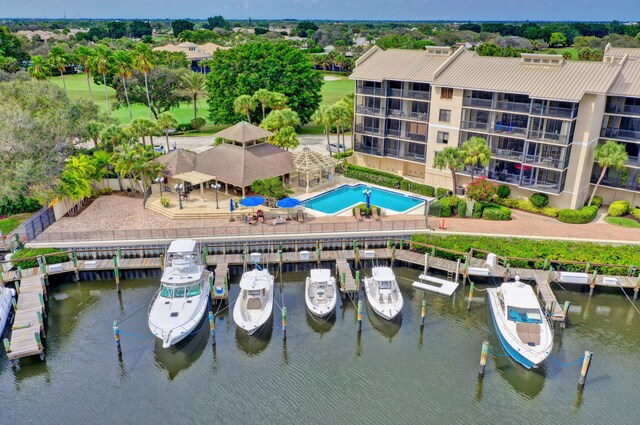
[32,219,430,243]
[625,156,640,167]
[494,100,531,114]
[531,104,576,119]
[355,125,383,135]
[493,124,527,136]
[523,154,570,169]
[491,148,524,161]
[356,145,383,156]
[405,90,431,100]
[406,111,429,121]
[606,103,640,116]
[388,88,404,97]
[600,128,640,141]
[460,120,490,131]
[527,130,571,144]
[356,105,385,116]
[462,97,493,109]
[356,86,385,96]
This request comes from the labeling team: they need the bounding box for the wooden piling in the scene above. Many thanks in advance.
[420,299,426,327]
[113,320,122,358]
[355,271,360,291]
[208,310,216,344]
[113,256,120,293]
[589,271,597,297]
[467,282,475,310]
[357,300,363,332]
[208,273,214,303]
[159,253,165,271]
[561,301,571,329]
[478,340,489,376]
[634,276,639,300]
[282,306,287,340]
[455,259,461,284]
[578,351,592,387]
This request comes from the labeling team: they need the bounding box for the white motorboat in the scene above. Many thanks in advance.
[148,239,210,348]
[1,285,16,336]
[233,268,274,335]
[305,269,337,318]
[487,276,553,369]
[364,267,403,320]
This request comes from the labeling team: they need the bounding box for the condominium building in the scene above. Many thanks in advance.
[349,44,640,208]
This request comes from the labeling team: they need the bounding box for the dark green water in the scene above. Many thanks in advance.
[1,268,638,424]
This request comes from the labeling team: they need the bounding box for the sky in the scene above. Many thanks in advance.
[1,0,639,21]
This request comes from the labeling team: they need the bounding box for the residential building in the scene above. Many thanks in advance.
[153,42,229,73]
[349,44,640,208]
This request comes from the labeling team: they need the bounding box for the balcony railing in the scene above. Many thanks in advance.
[460,120,490,131]
[355,125,383,136]
[523,154,570,169]
[386,130,427,142]
[488,171,522,184]
[494,100,531,114]
[591,175,640,192]
[384,148,401,157]
[520,181,563,194]
[491,147,524,162]
[405,90,431,100]
[462,98,493,109]
[531,104,576,119]
[387,109,405,118]
[600,128,640,141]
[527,130,571,144]
[400,151,426,163]
[406,111,429,121]
[492,123,527,136]
[356,86,384,96]
[388,88,404,97]
[626,156,640,168]
[356,105,385,116]
[356,145,383,156]
[605,103,640,116]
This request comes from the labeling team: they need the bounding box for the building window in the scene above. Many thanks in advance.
[441,87,453,100]
[439,109,451,122]
[437,131,449,144]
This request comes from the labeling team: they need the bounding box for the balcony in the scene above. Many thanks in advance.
[459,166,488,178]
[605,103,640,116]
[356,145,383,156]
[356,86,384,96]
[626,156,640,168]
[531,104,576,119]
[494,100,531,114]
[460,120,490,131]
[492,123,527,137]
[387,109,406,118]
[462,98,493,109]
[523,154,570,169]
[591,175,640,192]
[527,130,571,145]
[600,128,640,142]
[355,124,383,136]
[489,171,522,185]
[386,130,427,142]
[406,111,429,122]
[491,147,524,162]
[520,181,563,194]
[405,90,431,100]
[356,105,385,116]
[400,151,426,163]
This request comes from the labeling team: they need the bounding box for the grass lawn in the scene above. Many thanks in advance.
[544,47,579,60]
[604,216,640,228]
[0,213,31,235]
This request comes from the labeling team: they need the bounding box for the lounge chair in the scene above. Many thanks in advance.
[354,208,364,222]
[269,216,285,226]
[372,208,380,221]
[296,209,305,223]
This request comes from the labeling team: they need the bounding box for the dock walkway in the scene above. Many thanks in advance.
[5,274,46,364]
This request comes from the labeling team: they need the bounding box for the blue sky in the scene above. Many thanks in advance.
[1,0,639,21]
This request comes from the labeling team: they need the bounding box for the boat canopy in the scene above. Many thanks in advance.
[239,269,271,290]
[372,267,395,282]
[310,269,331,282]
[167,239,197,254]
[503,284,540,309]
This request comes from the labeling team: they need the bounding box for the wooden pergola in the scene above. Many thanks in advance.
[292,148,341,193]
[173,171,216,202]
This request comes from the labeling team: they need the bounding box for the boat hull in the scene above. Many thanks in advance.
[304,277,337,319]
[233,272,274,335]
[1,287,16,336]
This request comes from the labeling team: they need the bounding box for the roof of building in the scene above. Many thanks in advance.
[604,43,640,59]
[608,56,640,97]
[349,46,451,83]
[292,147,341,174]
[155,149,197,176]
[211,121,274,143]
[153,42,229,61]
[173,170,216,185]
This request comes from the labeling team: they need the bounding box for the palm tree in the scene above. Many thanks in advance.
[433,147,463,192]
[83,121,106,149]
[270,93,288,110]
[252,89,279,121]
[131,44,155,119]
[27,55,51,81]
[157,112,179,153]
[312,105,335,156]
[233,94,257,123]
[181,71,207,120]
[342,94,355,149]
[48,46,70,93]
[589,140,629,205]
[90,45,113,114]
[460,136,492,181]
[113,50,134,122]
[128,118,155,149]
[333,101,351,153]
[260,108,301,132]
[74,46,94,101]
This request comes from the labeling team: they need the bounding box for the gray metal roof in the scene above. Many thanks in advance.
[349,46,450,83]
[608,57,640,97]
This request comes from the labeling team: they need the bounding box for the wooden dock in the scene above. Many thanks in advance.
[211,263,229,302]
[5,274,47,364]
[336,260,357,293]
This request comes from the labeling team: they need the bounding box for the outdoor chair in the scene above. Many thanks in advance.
[354,208,364,222]
[296,209,305,223]
[372,208,381,221]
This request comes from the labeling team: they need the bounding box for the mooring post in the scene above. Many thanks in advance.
[117,246,122,261]
[578,351,593,388]
[3,338,10,354]
[208,310,216,344]
[420,299,426,327]
[113,256,120,293]
[467,282,475,310]
[40,275,47,301]
[355,271,361,291]
[113,320,122,358]
[633,275,639,301]
[15,281,20,295]
[202,245,209,264]
[38,293,45,318]
[282,306,287,340]
[584,261,590,274]
[357,300,363,332]
[478,340,489,377]
[561,301,571,329]
[316,245,321,266]
[543,258,549,270]
[159,252,165,271]
[550,300,556,317]
[208,273,214,304]
[342,271,346,290]
[589,270,597,297]
[391,245,396,265]
[72,249,79,280]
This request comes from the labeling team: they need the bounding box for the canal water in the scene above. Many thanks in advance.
[1,268,638,424]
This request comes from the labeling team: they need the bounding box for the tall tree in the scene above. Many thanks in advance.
[119,66,188,119]
[131,44,155,119]
[252,89,287,121]
[433,147,463,192]
[460,136,492,181]
[589,140,629,205]
[27,55,51,81]
[311,105,335,156]
[113,50,134,121]
[74,46,94,101]
[332,101,351,153]
[342,94,355,149]
[181,71,207,120]
[48,46,70,93]
[171,19,195,37]
[233,95,257,123]
[90,45,113,114]
[128,118,155,149]
[157,112,179,153]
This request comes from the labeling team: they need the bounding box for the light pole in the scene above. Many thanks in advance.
[174,183,184,210]
[362,188,372,209]
[210,181,221,209]
[154,176,164,194]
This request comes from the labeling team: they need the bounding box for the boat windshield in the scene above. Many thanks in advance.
[508,307,542,324]
[378,280,392,290]
[160,285,173,298]
[187,284,201,297]
[248,290,261,297]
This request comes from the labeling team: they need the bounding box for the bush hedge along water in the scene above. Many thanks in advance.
[11,248,69,269]
[608,200,630,217]
[410,234,639,275]
[558,205,598,224]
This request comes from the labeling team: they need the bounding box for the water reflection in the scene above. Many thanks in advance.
[306,310,335,335]
[153,319,209,380]
[366,303,401,340]
[235,315,273,356]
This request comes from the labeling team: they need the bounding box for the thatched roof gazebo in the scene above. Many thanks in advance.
[211,121,274,147]
[292,148,341,192]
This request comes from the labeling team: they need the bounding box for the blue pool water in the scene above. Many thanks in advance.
[304,184,425,214]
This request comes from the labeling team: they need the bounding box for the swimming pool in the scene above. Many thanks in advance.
[303,184,425,214]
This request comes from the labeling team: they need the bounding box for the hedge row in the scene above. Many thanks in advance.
[558,205,598,224]
[632,208,640,220]
[11,248,69,269]
[345,164,436,197]
[481,203,512,221]
[608,200,630,217]
[400,180,435,197]
[352,204,381,216]
[410,233,640,275]
[0,196,41,216]
[494,197,560,217]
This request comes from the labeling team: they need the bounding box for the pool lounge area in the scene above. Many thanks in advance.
[302,184,427,216]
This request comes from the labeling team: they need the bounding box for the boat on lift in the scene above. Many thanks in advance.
[305,269,337,318]
[364,267,403,320]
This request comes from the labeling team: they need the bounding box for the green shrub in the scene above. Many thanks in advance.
[608,200,630,217]
[434,200,452,217]
[352,203,381,216]
[631,207,640,220]
[496,185,511,199]
[160,196,171,207]
[558,205,598,224]
[466,177,496,202]
[482,207,502,220]
[400,180,435,197]
[529,193,549,208]
[190,117,206,131]
[457,200,467,217]
[481,203,511,220]
[409,234,639,275]
[589,196,603,208]
[0,196,42,216]
[333,149,354,160]
[436,187,450,198]
[11,248,69,269]
[428,202,442,217]
[344,164,403,188]
[472,201,484,218]
[495,197,560,217]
